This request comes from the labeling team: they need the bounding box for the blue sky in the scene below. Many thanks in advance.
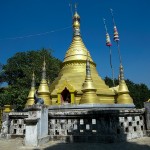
[0,0,150,87]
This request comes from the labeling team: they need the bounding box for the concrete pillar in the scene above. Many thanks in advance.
[0,111,10,138]
[144,102,150,136]
[24,105,49,146]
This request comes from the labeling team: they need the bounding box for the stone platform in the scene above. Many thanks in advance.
[48,105,145,143]
[48,104,135,110]
[0,104,146,144]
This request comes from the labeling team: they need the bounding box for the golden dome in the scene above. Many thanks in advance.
[63,36,94,63]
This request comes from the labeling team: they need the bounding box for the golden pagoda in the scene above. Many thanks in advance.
[26,72,36,106]
[117,65,134,104]
[38,59,51,105]
[49,9,115,105]
[80,55,99,104]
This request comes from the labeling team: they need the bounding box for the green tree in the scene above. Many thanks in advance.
[104,77,150,108]
[0,48,62,110]
[104,76,119,87]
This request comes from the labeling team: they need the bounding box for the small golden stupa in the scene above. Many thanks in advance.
[117,65,134,104]
[26,72,36,106]
[80,55,99,104]
[49,10,115,105]
[38,59,51,105]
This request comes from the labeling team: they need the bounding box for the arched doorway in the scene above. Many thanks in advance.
[57,80,76,105]
[61,88,71,104]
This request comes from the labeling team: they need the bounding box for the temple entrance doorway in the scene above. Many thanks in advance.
[61,88,71,104]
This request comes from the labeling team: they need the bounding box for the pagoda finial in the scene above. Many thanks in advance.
[119,64,124,81]
[63,2,95,63]
[86,52,91,78]
[73,3,80,36]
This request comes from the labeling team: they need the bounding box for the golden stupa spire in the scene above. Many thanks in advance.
[63,4,94,63]
[38,58,51,105]
[26,72,36,106]
[117,65,134,104]
[80,54,99,104]
[73,3,80,36]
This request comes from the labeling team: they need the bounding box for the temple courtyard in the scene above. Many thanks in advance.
[0,137,150,150]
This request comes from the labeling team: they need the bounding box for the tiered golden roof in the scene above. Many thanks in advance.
[38,59,51,105]
[64,11,93,63]
[49,10,115,105]
[117,65,134,104]
[26,72,36,106]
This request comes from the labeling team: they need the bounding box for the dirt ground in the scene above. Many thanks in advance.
[0,137,150,150]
